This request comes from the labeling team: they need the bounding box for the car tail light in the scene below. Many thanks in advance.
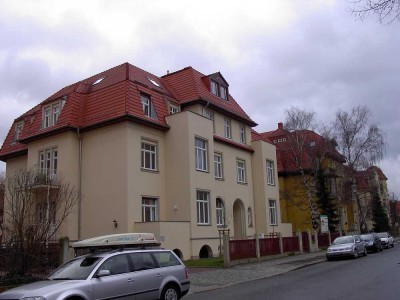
[184,267,188,279]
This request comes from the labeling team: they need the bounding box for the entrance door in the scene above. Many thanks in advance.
[233,199,245,239]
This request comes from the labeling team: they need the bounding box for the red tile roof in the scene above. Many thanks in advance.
[0,63,256,161]
[259,123,346,173]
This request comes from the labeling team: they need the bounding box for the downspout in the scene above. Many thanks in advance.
[77,128,82,240]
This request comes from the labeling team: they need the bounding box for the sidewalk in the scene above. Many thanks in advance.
[187,251,327,294]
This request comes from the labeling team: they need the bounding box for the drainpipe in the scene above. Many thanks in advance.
[77,128,82,240]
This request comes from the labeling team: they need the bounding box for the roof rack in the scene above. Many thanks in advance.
[73,233,161,255]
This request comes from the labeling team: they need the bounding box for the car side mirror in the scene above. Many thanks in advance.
[96,270,111,278]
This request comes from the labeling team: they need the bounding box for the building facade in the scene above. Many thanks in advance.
[0,63,291,260]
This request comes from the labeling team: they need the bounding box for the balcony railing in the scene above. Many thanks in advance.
[31,169,60,187]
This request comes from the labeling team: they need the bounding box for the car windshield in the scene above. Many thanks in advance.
[47,256,102,280]
[377,232,388,238]
[332,236,354,245]
[361,234,373,241]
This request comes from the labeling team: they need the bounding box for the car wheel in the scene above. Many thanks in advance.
[161,284,180,300]
[353,249,359,258]
[392,242,395,248]
[363,247,367,256]
[380,245,383,252]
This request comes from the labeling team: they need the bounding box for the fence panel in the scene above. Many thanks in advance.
[302,232,310,252]
[318,234,330,248]
[229,239,257,261]
[259,238,280,256]
[282,236,299,253]
[331,232,341,242]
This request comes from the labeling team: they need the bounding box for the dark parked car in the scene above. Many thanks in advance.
[361,233,383,252]
[377,232,394,248]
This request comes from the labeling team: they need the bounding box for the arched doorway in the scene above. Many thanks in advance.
[173,249,183,259]
[233,199,246,239]
[199,245,213,258]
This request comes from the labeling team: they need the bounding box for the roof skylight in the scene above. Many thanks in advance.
[147,77,161,87]
[92,76,105,85]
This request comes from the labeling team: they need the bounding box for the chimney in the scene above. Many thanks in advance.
[278,122,283,130]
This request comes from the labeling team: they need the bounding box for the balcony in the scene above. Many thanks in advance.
[31,169,61,188]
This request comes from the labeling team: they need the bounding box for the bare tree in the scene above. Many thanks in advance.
[333,105,386,233]
[2,169,78,276]
[349,0,400,23]
[284,107,321,229]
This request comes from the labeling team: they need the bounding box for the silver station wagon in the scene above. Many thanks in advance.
[0,234,190,300]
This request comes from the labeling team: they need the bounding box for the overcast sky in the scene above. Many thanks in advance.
[0,0,399,197]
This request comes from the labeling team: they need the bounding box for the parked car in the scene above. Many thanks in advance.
[326,235,367,260]
[361,233,383,252]
[0,248,190,300]
[377,232,394,248]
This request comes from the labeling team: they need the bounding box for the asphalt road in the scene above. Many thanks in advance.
[185,245,400,300]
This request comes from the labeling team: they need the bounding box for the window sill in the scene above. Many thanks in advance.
[141,168,160,174]
[215,177,225,181]
[237,181,248,185]
[197,223,211,226]
[196,169,209,173]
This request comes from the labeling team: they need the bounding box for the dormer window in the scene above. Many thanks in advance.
[169,103,179,115]
[12,122,24,144]
[210,79,228,100]
[42,99,65,129]
[140,93,158,119]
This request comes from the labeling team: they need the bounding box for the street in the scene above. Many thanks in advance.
[185,246,400,300]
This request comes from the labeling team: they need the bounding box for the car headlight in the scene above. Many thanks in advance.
[345,247,351,250]
[367,242,373,246]
[22,297,47,300]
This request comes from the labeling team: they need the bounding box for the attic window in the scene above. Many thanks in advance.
[310,141,316,147]
[12,122,24,144]
[147,77,160,87]
[93,77,105,85]
[210,80,228,100]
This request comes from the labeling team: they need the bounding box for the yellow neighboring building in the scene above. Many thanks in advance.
[0,63,292,260]
[260,123,356,233]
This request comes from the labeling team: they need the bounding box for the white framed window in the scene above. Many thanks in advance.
[266,160,275,185]
[141,94,150,117]
[211,80,218,96]
[248,207,253,227]
[214,152,223,179]
[210,79,228,100]
[39,147,58,177]
[216,198,225,227]
[169,104,179,114]
[42,100,65,128]
[52,104,61,124]
[141,140,157,171]
[236,159,246,183]
[269,199,278,225]
[202,109,215,132]
[239,125,246,144]
[12,122,24,143]
[195,137,208,171]
[142,197,158,222]
[197,190,210,225]
[224,119,231,139]
[219,85,227,100]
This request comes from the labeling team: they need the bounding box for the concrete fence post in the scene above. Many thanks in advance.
[255,234,260,260]
[223,234,231,268]
[278,232,284,256]
[60,237,70,264]
[297,230,303,254]
[328,231,332,245]
[314,231,319,252]
[307,230,312,253]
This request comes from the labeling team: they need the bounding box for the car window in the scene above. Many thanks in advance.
[48,256,102,280]
[152,251,181,267]
[129,252,156,271]
[97,254,130,275]
[333,236,354,245]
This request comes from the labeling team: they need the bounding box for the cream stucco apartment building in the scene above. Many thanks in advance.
[0,63,291,260]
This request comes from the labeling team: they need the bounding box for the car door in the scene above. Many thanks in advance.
[128,252,161,300]
[354,235,364,253]
[91,254,135,300]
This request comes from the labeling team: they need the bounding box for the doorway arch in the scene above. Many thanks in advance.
[233,199,246,239]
